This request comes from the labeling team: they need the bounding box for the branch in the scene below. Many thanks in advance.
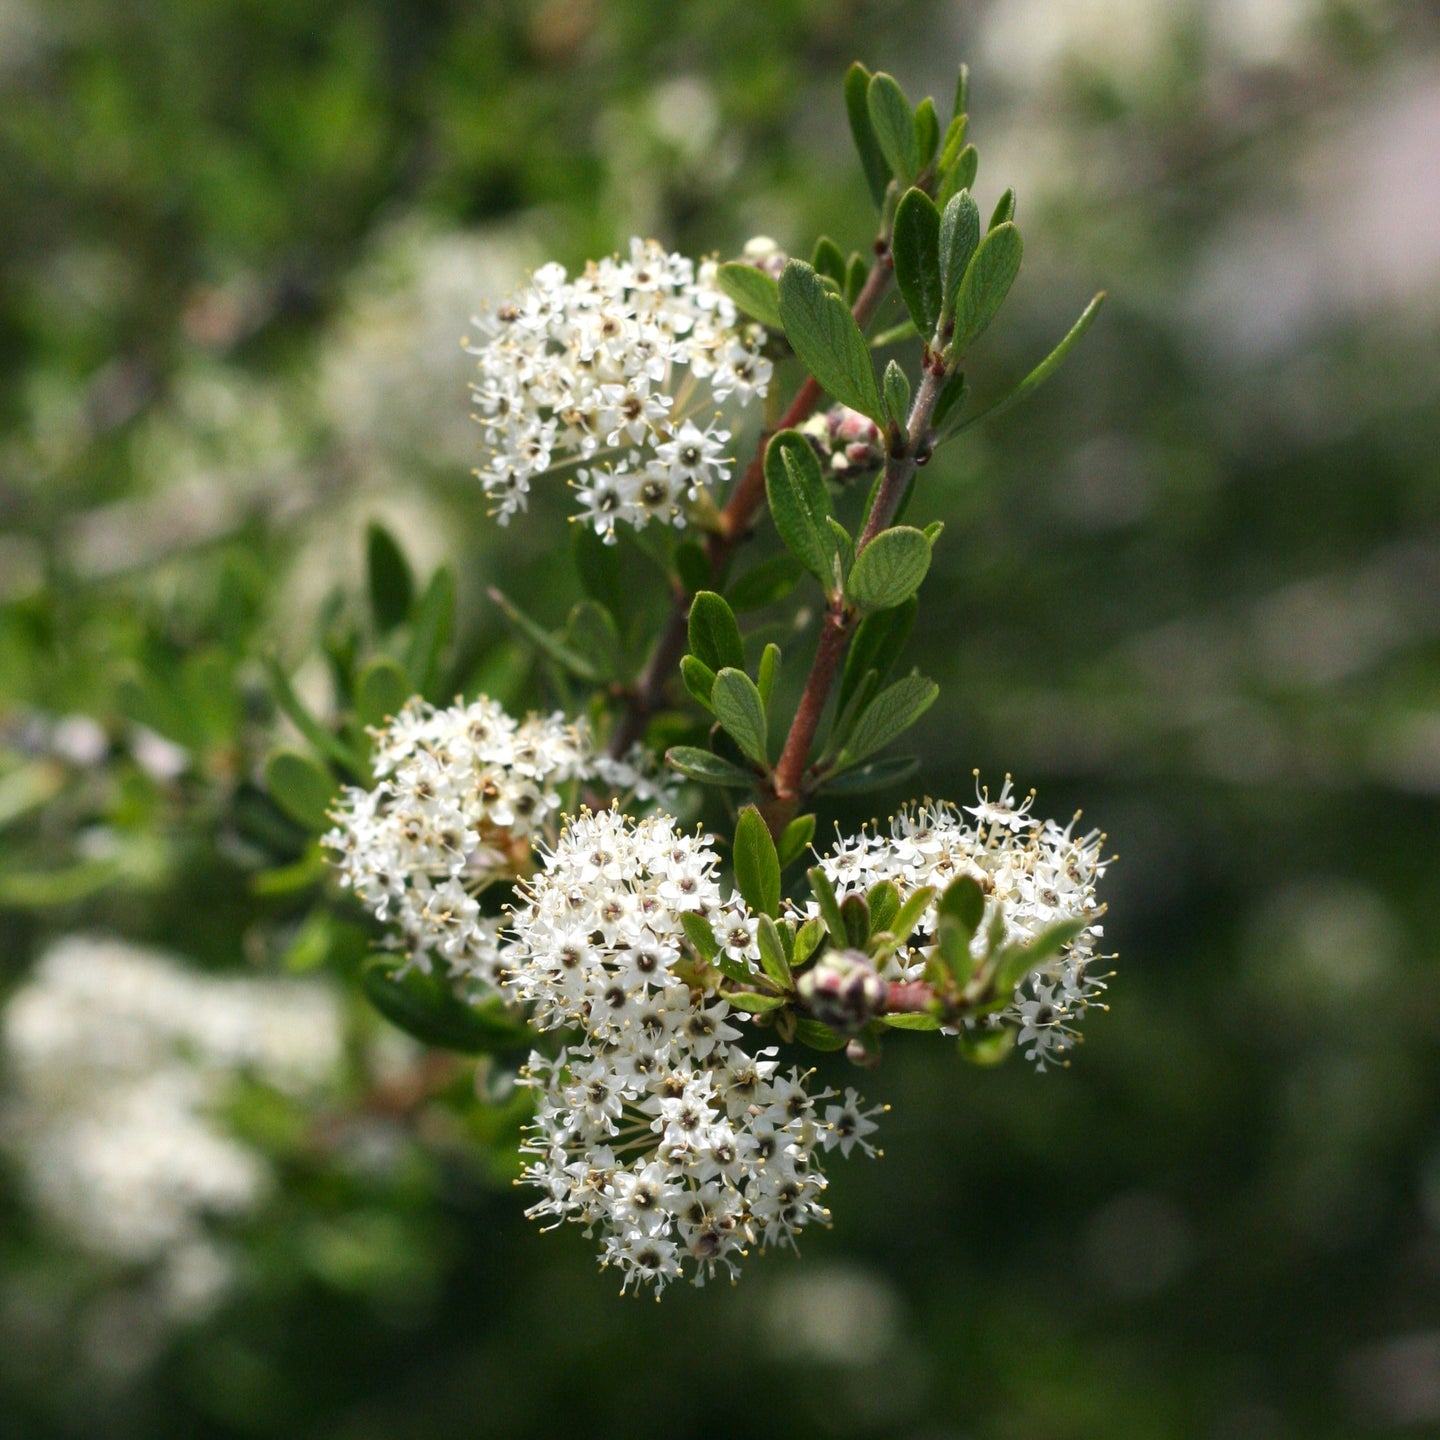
[606,247,894,760]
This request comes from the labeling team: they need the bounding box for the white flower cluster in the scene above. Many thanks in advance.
[467,237,772,540]
[1,936,342,1314]
[815,778,1111,1069]
[324,695,670,988]
[506,809,881,1295]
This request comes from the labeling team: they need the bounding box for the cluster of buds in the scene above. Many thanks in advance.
[799,404,886,481]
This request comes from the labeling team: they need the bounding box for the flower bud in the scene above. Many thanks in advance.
[796,949,888,1032]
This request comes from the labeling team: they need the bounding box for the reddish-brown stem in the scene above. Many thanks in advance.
[761,606,850,832]
[606,251,893,759]
[757,363,949,833]
[884,980,938,1013]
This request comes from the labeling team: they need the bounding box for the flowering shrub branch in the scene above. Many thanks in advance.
[261,60,1114,1294]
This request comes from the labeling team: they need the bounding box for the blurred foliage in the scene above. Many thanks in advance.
[3,0,1440,1437]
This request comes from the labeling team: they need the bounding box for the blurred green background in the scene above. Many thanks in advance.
[3,0,1439,1436]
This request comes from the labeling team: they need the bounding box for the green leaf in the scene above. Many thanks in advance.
[993,918,1087,994]
[953,62,970,120]
[811,236,847,288]
[265,749,339,832]
[881,1011,943,1031]
[826,519,855,591]
[778,261,883,423]
[989,188,1016,229]
[764,430,840,591]
[711,668,768,766]
[914,96,940,167]
[566,600,622,681]
[717,261,782,329]
[883,360,912,430]
[665,745,755,788]
[939,190,981,323]
[869,316,920,349]
[366,524,414,633]
[937,875,986,979]
[807,865,848,945]
[951,221,1023,354]
[681,911,720,962]
[355,658,411,730]
[845,253,869,304]
[892,188,943,340]
[728,991,786,1014]
[680,654,716,710]
[939,875,986,939]
[727,553,805,612]
[841,893,871,948]
[938,144,978,206]
[892,884,937,943]
[263,652,363,776]
[405,566,455,697]
[756,642,781,709]
[847,526,933,611]
[936,112,968,174]
[794,1017,848,1051]
[687,590,745,674]
[839,673,938,766]
[777,813,816,869]
[845,62,892,207]
[867,72,919,181]
[840,593,915,717]
[829,666,879,757]
[734,805,781,918]
[867,880,901,935]
[820,753,919,795]
[794,916,827,966]
[488,586,601,683]
[838,596,917,716]
[362,958,530,1055]
[756,915,793,990]
[942,293,1106,439]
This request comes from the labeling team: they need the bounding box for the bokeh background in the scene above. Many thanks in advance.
[3,1,1439,1436]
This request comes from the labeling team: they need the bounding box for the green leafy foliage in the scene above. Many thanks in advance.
[727,554,805,612]
[665,746,755,787]
[883,359,912,429]
[264,750,338,832]
[950,221,1023,355]
[366,524,414,634]
[892,187,942,339]
[778,261,883,422]
[687,591,746,674]
[844,61,892,206]
[837,673,938,767]
[846,526,933,611]
[777,813,816,869]
[361,959,529,1055]
[764,430,842,593]
[716,261,783,328]
[838,597,917,716]
[866,72,919,182]
[354,658,410,730]
[711,667,769,766]
[734,806,781,918]
[939,190,981,323]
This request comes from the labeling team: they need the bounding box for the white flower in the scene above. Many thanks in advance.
[810,776,1112,1068]
[467,239,769,537]
[505,808,881,1293]
[324,697,674,988]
